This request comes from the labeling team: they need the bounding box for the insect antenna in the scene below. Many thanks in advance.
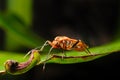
[23,48,39,59]
[23,45,48,59]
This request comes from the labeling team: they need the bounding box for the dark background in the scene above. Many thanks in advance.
[33,0,117,46]
[0,0,120,80]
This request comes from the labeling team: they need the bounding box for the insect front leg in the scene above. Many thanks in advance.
[42,46,54,70]
[41,40,54,70]
[40,40,51,51]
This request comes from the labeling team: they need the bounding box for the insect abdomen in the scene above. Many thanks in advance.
[59,40,73,50]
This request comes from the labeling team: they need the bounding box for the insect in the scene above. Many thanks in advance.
[40,36,91,57]
[40,36,92,70]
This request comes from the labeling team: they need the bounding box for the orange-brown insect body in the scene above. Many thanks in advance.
[48,36,89,52]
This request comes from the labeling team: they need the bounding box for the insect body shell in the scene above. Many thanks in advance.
[48,36,88,51]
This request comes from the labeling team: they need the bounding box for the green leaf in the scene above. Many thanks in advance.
[0,40,120,75]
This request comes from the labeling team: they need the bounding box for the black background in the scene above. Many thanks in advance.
[0,0,120,80]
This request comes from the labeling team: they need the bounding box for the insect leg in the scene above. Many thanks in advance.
[83,45,92,55]
[62,50,67,56]
[43,47,54,70]
[61,50,65,59]
[86,48,91,54]
[78,40,92,55]
[40,40,50,51]
[84,48,91,54]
